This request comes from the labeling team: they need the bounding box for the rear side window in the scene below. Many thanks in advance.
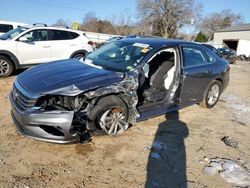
[0,24,13,33]
[50,30,79,40]
[182,47,207,67]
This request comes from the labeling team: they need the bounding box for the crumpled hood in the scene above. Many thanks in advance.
[17,59,124,96]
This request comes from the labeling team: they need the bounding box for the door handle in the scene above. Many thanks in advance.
[43,45,50,48]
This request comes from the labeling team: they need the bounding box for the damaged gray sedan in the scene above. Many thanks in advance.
[10,37,230,143]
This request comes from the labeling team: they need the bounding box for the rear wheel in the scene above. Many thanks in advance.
[199,80,222,108]
[0,55,14,77]
[89,95,129,136]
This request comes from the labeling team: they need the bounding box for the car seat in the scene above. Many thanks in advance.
[33,31,43,41]
[143,52,174,102]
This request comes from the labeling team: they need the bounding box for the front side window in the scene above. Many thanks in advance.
[23,29,49,41]
[86,41,153,72]
[182,46,207,67]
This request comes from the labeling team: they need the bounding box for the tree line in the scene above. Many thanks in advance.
[52,0,243,41]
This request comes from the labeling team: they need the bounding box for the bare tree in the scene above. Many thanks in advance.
[52,19,70,28]
[80,12,116,34]
[98,20,117,34]
[79,12,100,32]
[82,12,98,24]
[137,0,201,38]
[200,9,243,39]
[111,9,133,35]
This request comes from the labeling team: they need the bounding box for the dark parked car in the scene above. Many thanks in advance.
[10,38,230,143]
[202,44,220,56]
[98,36,124,48]
[217,47,237,64]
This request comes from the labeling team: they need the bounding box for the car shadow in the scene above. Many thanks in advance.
[12,68,27,76]
[145,111,189,188]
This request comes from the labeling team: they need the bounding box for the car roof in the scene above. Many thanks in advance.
[121,37,197,48]
[23,26,82,33]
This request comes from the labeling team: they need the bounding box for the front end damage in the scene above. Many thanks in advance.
[10,74,139,143]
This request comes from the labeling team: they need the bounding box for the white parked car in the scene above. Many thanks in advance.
[0,24,94,77]
[0,21,28,35]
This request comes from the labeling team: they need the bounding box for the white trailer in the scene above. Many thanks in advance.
[237,40,250,57]
[83,31,122,44]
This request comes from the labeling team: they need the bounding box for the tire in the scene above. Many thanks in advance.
[0,55,14,77]
[72,53,85,59]
[199,80,222,108]
[88,95,129,136]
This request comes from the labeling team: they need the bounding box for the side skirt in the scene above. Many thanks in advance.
[137,103,180,122]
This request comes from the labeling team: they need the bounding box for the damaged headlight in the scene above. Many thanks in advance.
[36,95,90,111]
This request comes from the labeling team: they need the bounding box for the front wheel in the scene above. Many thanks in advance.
[89,95,129,136]
[199,80,222,108]
[0,55,14,77]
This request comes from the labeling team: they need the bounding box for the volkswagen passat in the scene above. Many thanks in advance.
[10,37,230,143]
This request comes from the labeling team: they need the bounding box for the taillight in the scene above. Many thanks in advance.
[88,41,94,46]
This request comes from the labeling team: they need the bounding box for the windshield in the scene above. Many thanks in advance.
[86,41,152,72]
[0,27,28,40]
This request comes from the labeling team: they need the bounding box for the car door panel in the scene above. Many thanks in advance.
[17,41,51,64]
[50,40,77,61]
[49,30,78,61]
[180,46,215,107]
[180,65,214,107]
[17,29,50,65]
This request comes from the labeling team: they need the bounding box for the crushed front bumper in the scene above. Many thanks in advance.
[10,93,79,144]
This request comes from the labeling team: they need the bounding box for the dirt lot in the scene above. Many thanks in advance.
[0,62,249,188]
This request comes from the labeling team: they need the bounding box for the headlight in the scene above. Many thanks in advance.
[36,95,89,111]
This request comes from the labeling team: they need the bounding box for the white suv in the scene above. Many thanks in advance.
[0,21,28,35]
[0,24,94,77]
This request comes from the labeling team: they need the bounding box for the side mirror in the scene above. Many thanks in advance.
[216,50,222,58]
[19,36,29,42]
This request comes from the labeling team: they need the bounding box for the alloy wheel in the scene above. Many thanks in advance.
[99,108,129,136]
[207,84,220,106]
[0,60,10,76]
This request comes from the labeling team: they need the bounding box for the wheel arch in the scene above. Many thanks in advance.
[88,92,134,122]
[0,50,20,69]
[70,50,88,59]
[215,77,223,85]
[91,93,129,110]
[200,77,223,103]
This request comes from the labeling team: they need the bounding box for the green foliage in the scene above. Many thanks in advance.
[195,32,208,42]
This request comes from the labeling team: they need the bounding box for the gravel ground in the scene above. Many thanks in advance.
[0,61,249,188]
